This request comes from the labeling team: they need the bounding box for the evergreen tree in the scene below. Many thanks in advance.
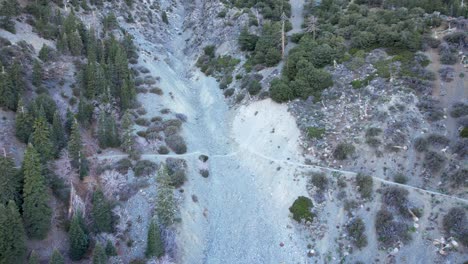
[76,97,93,127]
[64,108,74,135]
[0,200,26,263]
[145,220,164,258]
[49,250,64,264]
[97,112,120,148]
[92,189,113,233]
[15,99,34,143]
[32,115,54,161]
[86,27,97,62]
[57,32,69,54]
[92,243,107,264]
[105,240,117,256]
[155,166,176,226]
[9,61,25,102]
[0,156,21,206]
[121,110,138,159]
[68,214,88,261]
[0,0,20,17]
[32,60,43,87]
[28,250,39,264]
[51,111,66,157]
[38,44,51,62]
[68,121,88,179]
[22,144,51,239]
[0,67,17,110]
[63,11,76,36]
[68,30,83,56]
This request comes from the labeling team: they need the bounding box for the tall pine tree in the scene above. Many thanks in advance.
[49,250,64,264]
[121,110,138,159]
[145,220,164,258]
[68,214,88,261]
[51,111,66,157]
[0,200,26,263]
[32,115,54,161]
[28,250,39,264]
[92,243,107,264]
[22,144,51,239]
[97,112,120,148]
[0,155,21,206]
[92,189,114,233]
[15,99,34,143]
[32,60,43,87]
[68,121,88,179]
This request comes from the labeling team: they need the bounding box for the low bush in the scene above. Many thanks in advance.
[135,118,150,127]
[366,127,382,137]
[149,87,163,95]
[450,102,468,118]
[452,139,468,158]
[461,127,468,138]
[289,196,315,223]
[443,207,468,246]
[310,172,328,191]
[224,88,234,97]
[356,173,373,199]
[169,170,186,188]
[424,151,446,172]
[333,143,355,160]
[382,186,409,215]
[115,158,133,174]
[158,146,169,154]
[450,168,467,187]
[393,173,408,184]
[375,209,411,248]
[248,80,262,95]
[347,218,368,249]
[134,160,158,177]
[165,135,187,154]
[413,137,428,152]
[426,134,450,147]
[306,127,325,139]
[199,169,209,178]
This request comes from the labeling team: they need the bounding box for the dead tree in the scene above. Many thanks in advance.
[281,12,287,58]
[306,16,318,40]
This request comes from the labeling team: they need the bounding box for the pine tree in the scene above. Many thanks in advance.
[9,61,25,102]
[92,189,113,233]
[119,78,135,110]
[32,115,54,161]
[68,121,88,179]
[121,110,137,159]
[0,66,17,111]
[63,11,76,36]
[0,0,20,17]
[57,32,69,54]
[76,97,93,127]
[155,165,176,226]
[0,200,26,263]
[86,27,97,62]
[145,220,164,258]
[68,214,88,261]
[0,156,21,206]
[22,144,51,239]
[28,250,39,264]
[97,112,120,148]
[32,60,43,87]
[15,99,34,143]
[39,44,51,62]
[68,30,83,56]
[105,240,117,256]
[51,111,66,157]
[92,243,107,264]
[49,250,64,264]
[64,108,74,135]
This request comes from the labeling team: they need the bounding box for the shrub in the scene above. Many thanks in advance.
[393,173,408,184]
[366,127,382,137]
[365,137,381,148]
[135,118,150,127]
[134,160,158,177]
[424,151,446,172]
[289,196,315,222]
[164,125,179,137]
[413,137,428,152]
[149,87,163,95]
[169,170,186,188]
[248,80,262,95]
[306,127,325,139]
[224,88,234,97]
[375,209,411,247]
[355,173,373,199]
[158,146,169,154]
[443,207,468,246]
[382,186,409,215]
[461,127,468,138]
[450,102,468,118]
[270,78,294,102]
[450,168,467,187]
[165,135,187,154]
[333,143,355,160]
[310,172,328,191]
[426,134,450,147]
[347,218,368,249]
[199,169,209,178]
[115,158,133,174]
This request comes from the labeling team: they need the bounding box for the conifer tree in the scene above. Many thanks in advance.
[39,44,51,62]
[32,60,43,87]
[97,112,120,148]
[22,144,51,239]
[92,243,107,264]
[105,240,117,256]
[68,121,88,179]
[28,250,39,264]
[86,27,97,62]
[121,110,138,158]
[9,60,25,100]
[0,65,17,111]
[0,156,21,206]
[92,189,113,233]
[64,108,74,135]
[0,200,26,263]
[15,99,34,143]
[69,30,83,56]
[51,111,66,157]
[76,97,93,127]
[155,165,176,226]
[63,11,76,36]
[49,250,64,264]
[32,115,54,161]
[145,220,164,258]
[57,32,69,54]
[68,214,88,261]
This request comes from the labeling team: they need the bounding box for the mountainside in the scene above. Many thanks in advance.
[0,0,467,263]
